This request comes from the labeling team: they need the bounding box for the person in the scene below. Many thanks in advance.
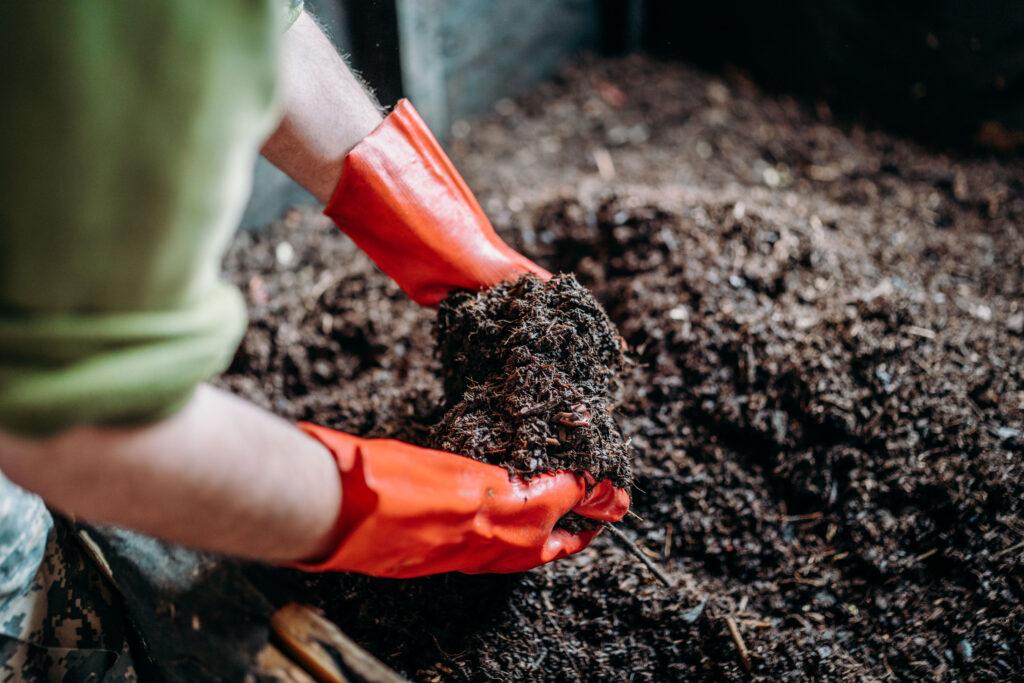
[0,2,629,678]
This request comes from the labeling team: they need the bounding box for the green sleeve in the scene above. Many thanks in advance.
[0,0,299,436]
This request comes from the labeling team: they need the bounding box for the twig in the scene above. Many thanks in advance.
[904,325,936,340]
[725,615,752,674]
[910,548,938,564]
[900,548,939,567]
[603,523,676,588]
[626,509,645,522]
[778,511,823,522]
[741,619,773,629]
[994,540,1024,559]
[789,576,828,587]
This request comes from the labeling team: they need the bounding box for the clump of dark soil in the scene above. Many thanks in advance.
[431,273,630,486]
[218,55,1023,681]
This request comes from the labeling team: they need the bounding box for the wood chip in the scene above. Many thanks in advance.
[905,325,936,340]
[725,615,752,673]
[592,148,616,180]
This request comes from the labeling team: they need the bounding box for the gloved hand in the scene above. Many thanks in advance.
[324,99,550,306]
[294,423,630,578]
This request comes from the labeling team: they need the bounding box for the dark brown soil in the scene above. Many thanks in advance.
[431,273,630,486]
[218,55,1023,681]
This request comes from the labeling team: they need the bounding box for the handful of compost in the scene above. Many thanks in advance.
[296,99,629,579]
[431,274,632,493]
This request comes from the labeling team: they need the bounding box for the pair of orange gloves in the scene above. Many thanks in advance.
[296,101,629,579]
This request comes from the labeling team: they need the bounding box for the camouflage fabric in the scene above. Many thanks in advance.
[0,475,136,681]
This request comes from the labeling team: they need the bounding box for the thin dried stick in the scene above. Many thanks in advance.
[603,523,676,588]
[725,615,752,673]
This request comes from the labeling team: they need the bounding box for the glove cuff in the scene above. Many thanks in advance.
[288,423,376,573]
[324,99,548,306]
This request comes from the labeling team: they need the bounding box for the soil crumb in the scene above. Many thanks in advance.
[430,273,631,487]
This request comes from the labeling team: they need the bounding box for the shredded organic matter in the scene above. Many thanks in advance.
[430,273,631,488]
[218,55,1024,680]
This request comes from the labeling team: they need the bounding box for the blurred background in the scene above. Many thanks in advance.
[243,0,1024,227]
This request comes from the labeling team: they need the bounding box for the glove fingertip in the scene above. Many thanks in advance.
[573,479,631,522]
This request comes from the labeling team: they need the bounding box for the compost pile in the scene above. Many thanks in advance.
[219,55,1023,680]
[431,274,630,487]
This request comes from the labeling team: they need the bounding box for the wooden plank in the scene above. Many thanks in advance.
[272,603,407,683]
[254,643,320,683]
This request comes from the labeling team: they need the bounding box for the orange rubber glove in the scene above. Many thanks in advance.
[324,99,550,306]
[294,423,630,578]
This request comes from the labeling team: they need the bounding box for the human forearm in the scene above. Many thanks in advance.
[0,385,341,563]
[262,11,383,203]
[263,12,549,306]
